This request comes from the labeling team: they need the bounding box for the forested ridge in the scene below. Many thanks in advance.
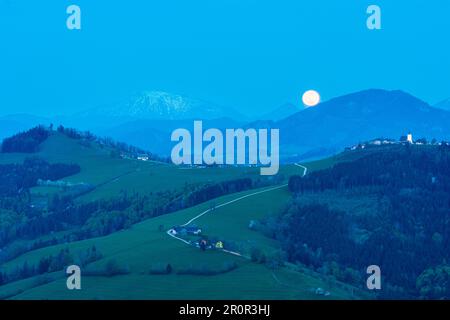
[279,145,450,299]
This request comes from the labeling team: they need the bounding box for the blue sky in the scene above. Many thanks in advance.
[1,0,449,117]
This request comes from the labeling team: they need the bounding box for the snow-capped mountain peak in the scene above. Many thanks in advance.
[78,90,245,121]
[128,91,193,116]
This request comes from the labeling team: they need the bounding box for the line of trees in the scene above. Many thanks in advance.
[0,245,102,286]
[1,126,50,153]
[0,158,80,197]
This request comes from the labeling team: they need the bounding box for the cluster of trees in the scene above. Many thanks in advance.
[0,158,80,197]
[1,126,50,153]
[0,245,102,286]
[56,125,93,140]
[83,259,129,278]
[416,264,450,299]
[249,247,285,270]
[148,263,173,275]
[0,157,80,253]
[276,145,450,299]
[184,178,253,207]
[184,175,284,210]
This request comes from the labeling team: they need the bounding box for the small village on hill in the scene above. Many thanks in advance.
[347,133,450,151]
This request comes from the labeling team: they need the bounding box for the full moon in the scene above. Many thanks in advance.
[302,90,321,107]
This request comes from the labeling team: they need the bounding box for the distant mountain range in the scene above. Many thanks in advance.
[274,89,450,160]
[76,90,247,122]
[259,103,299,121]
[2,89,450,161]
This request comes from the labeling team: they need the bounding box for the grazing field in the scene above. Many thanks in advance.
[0,133,266,202]
[0,186,365,300]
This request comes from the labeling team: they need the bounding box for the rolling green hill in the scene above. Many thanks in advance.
[0,129,369,300]
[0,186,367,300]
[0,132,266,202]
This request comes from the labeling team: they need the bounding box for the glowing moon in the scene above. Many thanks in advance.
[302,90,321,107]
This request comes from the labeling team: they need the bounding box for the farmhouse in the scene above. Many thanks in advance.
[137,154,149,161]
[172,225,202,236]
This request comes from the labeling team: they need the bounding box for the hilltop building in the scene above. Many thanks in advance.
[172,225,202,236]
[400,133,414,144]
[407,133,413,144]
[347,132,442,151]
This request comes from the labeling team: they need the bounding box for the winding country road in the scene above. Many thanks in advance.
[166,163,308,255]
[294,163,308,176]
[165,163,338,296]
